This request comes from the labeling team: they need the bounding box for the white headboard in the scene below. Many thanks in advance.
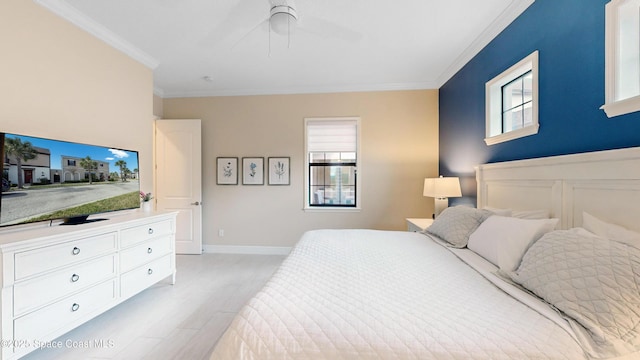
[476,147,640,232]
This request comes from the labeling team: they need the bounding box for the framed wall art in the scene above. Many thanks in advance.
[216,157,238,185]
[268,157,290,185]
[242,157,264,185]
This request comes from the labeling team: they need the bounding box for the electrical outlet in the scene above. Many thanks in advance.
[218,229,224,237]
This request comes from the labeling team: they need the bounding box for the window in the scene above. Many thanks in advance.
[304,117,360,210]
[502,71,533,133]
[485,51,539,145]
[602,0,640,117]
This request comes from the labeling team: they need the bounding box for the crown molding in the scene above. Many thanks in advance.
[436,0,535,87]
[34,0,160,70]
[159,80,438,99]
[153,87,165,98]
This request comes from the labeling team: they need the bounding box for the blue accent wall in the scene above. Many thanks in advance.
[439,0,640,205]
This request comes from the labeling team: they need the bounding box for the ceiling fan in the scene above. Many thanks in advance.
[201,0,362,52]
[269,3,297,36]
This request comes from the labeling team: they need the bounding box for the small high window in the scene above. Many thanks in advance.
[601,0,640,117]
[485,51,539,145]
[502,70,533,132]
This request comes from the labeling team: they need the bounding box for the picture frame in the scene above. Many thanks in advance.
[216,157,238,185]
[268,157,290,185]
[242,157,264,185]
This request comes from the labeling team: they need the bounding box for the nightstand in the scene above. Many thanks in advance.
[406,218,434,232]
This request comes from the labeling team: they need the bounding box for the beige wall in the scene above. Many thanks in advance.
[163,90,439,247]
[0,1,154,191]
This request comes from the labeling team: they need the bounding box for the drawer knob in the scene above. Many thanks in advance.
[71,274,80,282]
[147,247,153,254]
[72,247,81,255]
[71,303,80,312]
[147,268,153,275]
[148,228,154,235]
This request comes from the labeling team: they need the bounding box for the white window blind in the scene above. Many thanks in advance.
[306,120,357,152]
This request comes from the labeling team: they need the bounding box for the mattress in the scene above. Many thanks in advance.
[210,229,588,359]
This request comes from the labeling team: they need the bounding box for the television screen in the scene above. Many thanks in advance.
[1,132,140,227]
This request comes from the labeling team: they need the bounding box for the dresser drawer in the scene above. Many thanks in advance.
[14,232,117,280]
[120,236,172,273]
[121,220,173,248]
[120,254,172,299]
[14,279,116,343]
[14,254,117,317]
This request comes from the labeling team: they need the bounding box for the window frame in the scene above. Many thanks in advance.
[485,50,539,146]
[601,0,640,118]
[303,117,362,212]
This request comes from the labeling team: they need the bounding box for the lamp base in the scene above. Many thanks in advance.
[434,197,449,218]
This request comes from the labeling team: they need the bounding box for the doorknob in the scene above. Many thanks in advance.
[191,201,202,206]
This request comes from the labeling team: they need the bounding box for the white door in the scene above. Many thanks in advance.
[155,119,202,254]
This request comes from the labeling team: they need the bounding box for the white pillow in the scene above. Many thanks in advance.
[467,215,558,271]
[480,207,550,219]
[582,211,640,246]
[483,206,512,216]
[512,209,550,219]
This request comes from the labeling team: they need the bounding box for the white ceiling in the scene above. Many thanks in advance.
[36,0,532,98]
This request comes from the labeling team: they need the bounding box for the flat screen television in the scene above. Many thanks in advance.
[1,132,140,227]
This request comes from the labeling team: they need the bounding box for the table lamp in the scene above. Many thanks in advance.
[423,176,462,218]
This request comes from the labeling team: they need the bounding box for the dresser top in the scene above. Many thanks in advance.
[0,210,177,250]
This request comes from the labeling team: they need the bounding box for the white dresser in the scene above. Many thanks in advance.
[0,210,177,359]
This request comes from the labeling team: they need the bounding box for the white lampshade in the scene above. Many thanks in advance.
[423,176,462,218]
[270,5,297,35]
[423,177,462,198]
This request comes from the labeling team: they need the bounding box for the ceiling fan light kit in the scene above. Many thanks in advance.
[270,5,297,35]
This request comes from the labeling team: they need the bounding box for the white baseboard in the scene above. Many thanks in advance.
[203,245,292,256]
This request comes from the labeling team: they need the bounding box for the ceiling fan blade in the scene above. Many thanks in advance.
[199,0,269,50]
[229,19,269,50]
[298,15,363,43]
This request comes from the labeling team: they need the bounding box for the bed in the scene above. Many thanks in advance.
[210,147,640,360]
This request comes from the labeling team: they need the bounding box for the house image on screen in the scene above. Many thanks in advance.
[4,146,52,186]
[61,156,110,182]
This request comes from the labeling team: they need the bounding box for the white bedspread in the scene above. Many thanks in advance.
[210,229,588,359]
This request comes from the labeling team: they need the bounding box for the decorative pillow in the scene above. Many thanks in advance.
[467,215,558,270]
[425,206,491,248]
[510,229,640,358]
[583,211,640,246]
